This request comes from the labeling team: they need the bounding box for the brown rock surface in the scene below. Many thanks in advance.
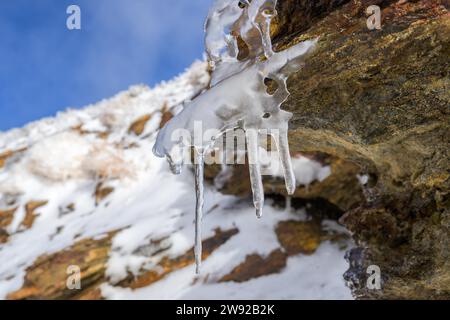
[271,0,449,299]
[275,220,322,255]
[128,114,152,136]
[22,201,48,230]
[0,207,16,229]
[94,183,114,205]
[0,150,14,169]
[206,154,365,212]
[159,104,174,129]
[0,230,8,244]
[219,249,287,283]
[207,0,449,299]
[7,232,116,300]
[0,207,17,244]
[0,148,26,169]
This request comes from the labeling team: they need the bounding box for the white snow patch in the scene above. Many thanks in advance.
[357,174,369,185]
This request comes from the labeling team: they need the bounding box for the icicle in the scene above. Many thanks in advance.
[166,155,182,175]
[204,0,244,65]
[259,2,276,58]
[273,129,296,195]
[194,148,205,274]
[205,0,279,84]
[286,195,292,212]
[305,183,310,193]
[246,129,264,218]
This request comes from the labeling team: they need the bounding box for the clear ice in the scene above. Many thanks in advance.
[153,0,317,273]
[194,150,205,273]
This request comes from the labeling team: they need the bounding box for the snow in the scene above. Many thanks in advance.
[102,242,351,300]
[357,174,369,185]
[261,149,332,187]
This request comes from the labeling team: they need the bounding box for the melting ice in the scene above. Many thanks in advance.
[153,0,317,273]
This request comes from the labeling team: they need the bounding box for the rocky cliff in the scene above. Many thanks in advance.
[210,0,449,299]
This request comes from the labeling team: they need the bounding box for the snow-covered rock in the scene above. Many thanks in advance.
[0,61,352,300]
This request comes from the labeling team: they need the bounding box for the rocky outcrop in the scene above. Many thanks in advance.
[0,207,16,244]
[272,0,449,299]
[219,249,288,282]
[22,201,48,229]
[275,220,322,255]
[206,0,449,299]
[128,114,152,136]
[206,153,366,212]
[0,151,14,169]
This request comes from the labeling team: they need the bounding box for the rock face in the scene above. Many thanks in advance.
[272,0,449,299]
[206,153,366,212]
[206,0,449,299]
[219,249,288,282]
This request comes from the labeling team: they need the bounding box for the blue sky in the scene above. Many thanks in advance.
[0,0,212,131]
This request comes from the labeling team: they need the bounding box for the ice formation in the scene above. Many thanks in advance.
[153,0,317,273]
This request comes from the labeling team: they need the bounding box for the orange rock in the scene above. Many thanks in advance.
[0,150,14,169]
[0,229,9,244]
[275,220,321,256]
[94,183,114,205]
[96,132,109,139]
[128,114,152,136]
[206,155,365,212]
[74,286,104,300]
[0,207,17,228]
[220,249,287,283]
[0,207,17,245]
[22,201,48,229]
[7,287,41,300]
[7,232,117,300]
[72,124,109,139]
[159,108,173,129]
